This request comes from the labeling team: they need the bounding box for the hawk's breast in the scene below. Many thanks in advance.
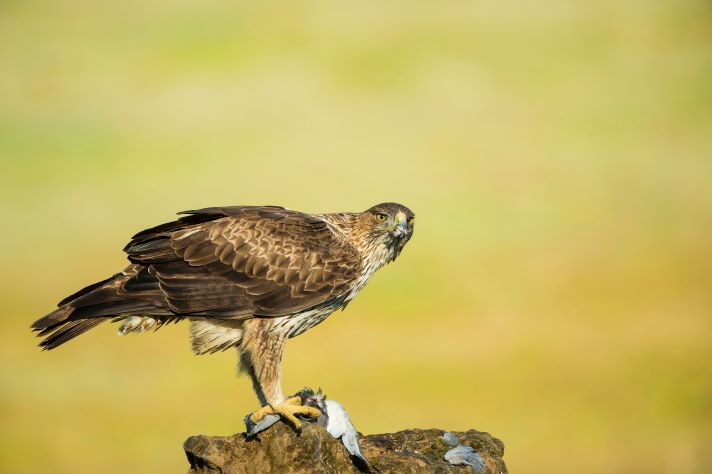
[273,306,337,338]
[271,243,392,339]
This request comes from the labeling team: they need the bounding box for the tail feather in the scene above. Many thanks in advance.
[70,301,169,319]
[39,318,107,351]
[31,306,73,335]
[32,266,170,350]
[57,274,117,307]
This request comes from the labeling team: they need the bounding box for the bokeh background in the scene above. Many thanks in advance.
[2,0,711,472]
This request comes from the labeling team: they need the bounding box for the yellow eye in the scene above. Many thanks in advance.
[408,217,414,225]
[376,213,388,222]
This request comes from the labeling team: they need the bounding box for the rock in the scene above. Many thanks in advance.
[184,423,507,473]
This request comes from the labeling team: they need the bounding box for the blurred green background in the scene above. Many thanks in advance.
[1,0,711,472]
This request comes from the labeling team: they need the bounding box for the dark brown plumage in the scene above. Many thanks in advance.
[32,203,414,411]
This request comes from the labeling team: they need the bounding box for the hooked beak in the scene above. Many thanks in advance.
[392,211,409,237]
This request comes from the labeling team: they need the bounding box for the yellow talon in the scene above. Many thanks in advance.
[249,396,322,429]
[249,404,277,424]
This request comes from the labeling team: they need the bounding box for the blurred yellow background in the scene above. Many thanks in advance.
[2,0,711,472]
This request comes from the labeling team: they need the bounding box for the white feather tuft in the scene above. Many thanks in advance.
[190,319,244,354]
[116,315,160,336]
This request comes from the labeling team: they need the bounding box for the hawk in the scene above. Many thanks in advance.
[32,203,414,427]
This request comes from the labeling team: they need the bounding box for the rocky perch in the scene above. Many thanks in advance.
[184,423,507,473]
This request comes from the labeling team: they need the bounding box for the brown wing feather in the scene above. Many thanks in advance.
[124,206,361,318]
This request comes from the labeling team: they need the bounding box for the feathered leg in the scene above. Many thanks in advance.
[239,320,320,430]
[239,319,286,405]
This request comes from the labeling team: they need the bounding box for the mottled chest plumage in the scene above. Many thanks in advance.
[272,306,337,338]
[270,243,392,339]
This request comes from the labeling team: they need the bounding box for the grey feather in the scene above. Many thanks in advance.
[441,431,460,447]
[444,445,485,472]
[324,400,369,467]
[244,413,280,438]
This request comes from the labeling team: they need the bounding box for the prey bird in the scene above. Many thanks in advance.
[32,203,414,428]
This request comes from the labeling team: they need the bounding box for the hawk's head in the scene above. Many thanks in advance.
[359,202,414,264]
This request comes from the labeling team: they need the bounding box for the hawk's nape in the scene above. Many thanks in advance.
[32,202,414,428]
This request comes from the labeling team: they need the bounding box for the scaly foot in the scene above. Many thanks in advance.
[249,395,323,431]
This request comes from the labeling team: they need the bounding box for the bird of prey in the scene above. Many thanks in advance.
[32,202,414,427]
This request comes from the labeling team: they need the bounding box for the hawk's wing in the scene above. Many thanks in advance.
[124,206,360,318]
